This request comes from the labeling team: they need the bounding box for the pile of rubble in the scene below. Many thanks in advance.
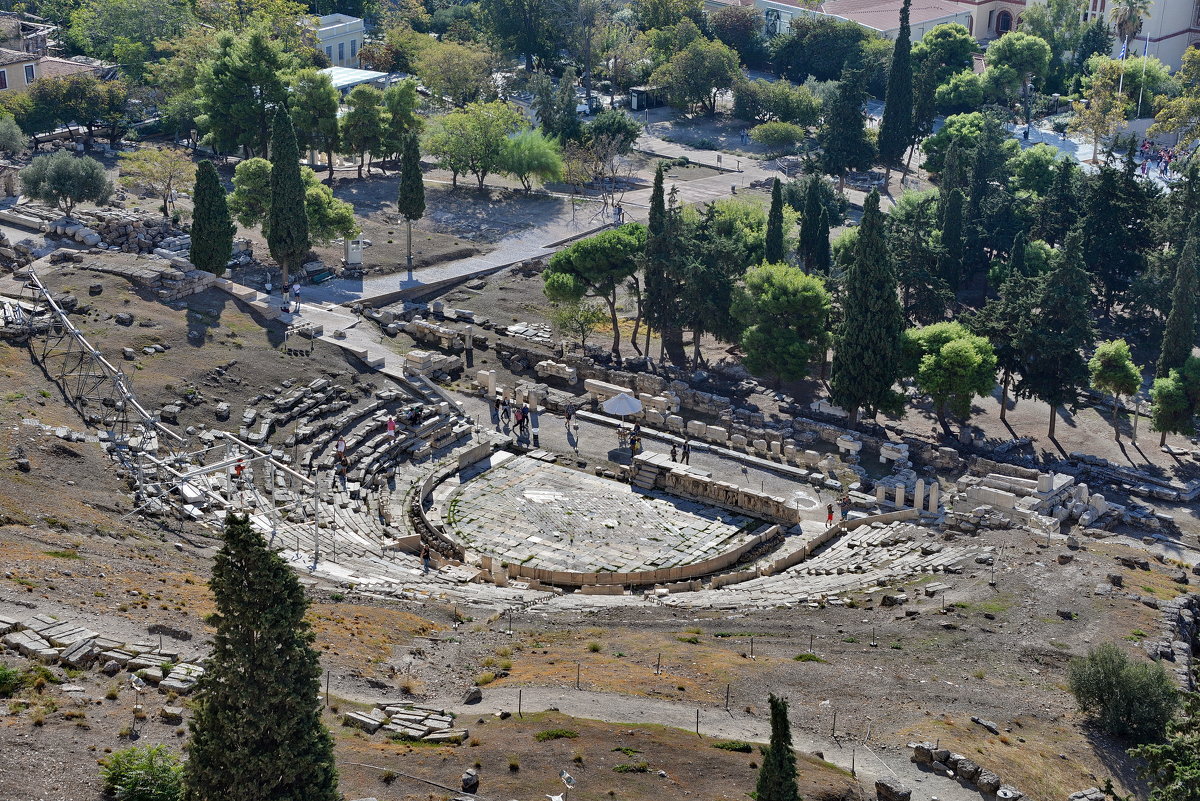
[40,209,186,255]
[0,612,203,695]
[909,741,1023,799]
[342,702,468,743]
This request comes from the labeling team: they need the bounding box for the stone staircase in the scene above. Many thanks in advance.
[631,459,662,491]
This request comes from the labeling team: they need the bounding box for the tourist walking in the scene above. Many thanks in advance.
[564,402,575,428]
[420,543,431,574]
[670,443,677,462]
[336,437,347,464]
[386,415,397,442]
[681,439,691,465]
[291,282,301,314]
[826,503,834,527]
[520,403,531,434]
[838,495,851,521]
[501,398,512,424]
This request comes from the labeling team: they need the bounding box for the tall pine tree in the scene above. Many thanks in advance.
[1018,229,1094,438]
[397,133,426,278]
[1155,218,1200,378]
[817,69,875,193]
[812,208,832,274]
[830,190,905,420]
[643,163,669,357]
[937,188,964,287]
[1032,158,1079,247]
[183,513,338,801]
[797,177,823,272]
[755,694,800,801]
[764,177,785,264]
[189,160,234,277]
[266,109,310,288]
[876,0,913,180]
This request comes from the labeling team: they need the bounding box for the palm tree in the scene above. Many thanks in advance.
[1110,0,1152,45]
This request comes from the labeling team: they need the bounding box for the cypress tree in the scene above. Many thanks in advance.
[812,208,832,274]
[755,694,800,801]
[183,513,338,801]
[876,0,913,179]
[189,160,234,277]
[1020,229,1094,438]
[830,190,905,420]
[937,188,964,287]
[764,177,785,264]
[798,177,823,272]
[1032,158,1079,247]
[940,143,967,197]
[396,133,425,277]
[1155,219,1200,378]
[266,108,310,288]
[641,163,668,356]
[817,69,875,193]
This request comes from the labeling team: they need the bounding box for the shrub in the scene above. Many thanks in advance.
[713,740,754,752]
[534,728,579,742]
[613,761,649,773]
[0,665,25,697]
[793,653,826,663]
[587,642,602,653]
[100,745,183,801]
[750,121,806,153]
[1067,642,1177,741]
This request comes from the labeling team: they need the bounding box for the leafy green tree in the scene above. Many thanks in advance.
[796,176,834,273]
[1068,642,1177,743]
[830,190,905,420]
[101,744,182,801]
[904,322,997,434]
[644,179,689,364]
[888,191,951,324]
[755,693,800,801]
[1006,143,1061,197]
[1149,360,1200,446]
[585,110,642,153]
[1110,0,1152,43]
[632,0,703,31]
[530,67,582,142]
[503,129,563,191]
[1128,674,1200,801]
[550,299,608,348]
[680,204,749,361]
[1070,59,1129,163]
[397,133,425,276]
[1073,17,1115,77]
[228,158,356,245]
[876,0,912,178]
[380,79,422,163]
[934,70,984,115]
[545,223,646,355]
[817,69,876,192]
[1019,0,1083,92]
[190,160,234,277]
[984,31,1052,90]
[424,101,524,190]
[764,178,785,264]
[709,5,765,66]
[1156,220,1200,378]
[0,113,25,156]
[1089,339,1142,440]
[1150,48,1200,150]
[266,110,310,288]
[652,37,741,116]
[481,0,562,70]
[66,0,192,61]
[20,151,113,215]
[415,40,496,108]
[340,85,386,179]
[911,22,975,82]
[733,78,820,126]
[196,27,296,158]
[118,146,195,216]
[183,513,338,801]
[750,121,807,153]
[733,263,830,385]
[771,15,877,84]
[287,69,341,183]
[1019,230,1094,438]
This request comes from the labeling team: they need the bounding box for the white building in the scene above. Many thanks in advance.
[316,14,365,69]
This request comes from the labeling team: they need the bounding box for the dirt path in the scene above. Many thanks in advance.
[443,686,984,801]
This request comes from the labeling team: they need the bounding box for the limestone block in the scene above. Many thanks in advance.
[753,439,768,452]
[686,420,707,436]
[927,483,940,512]
[730,434,748,448]
[893,484,905,507]
[645,410,664,426]
[706,426,727,442]
[666,415,684,431]
[875,484,887,504]
[836,435,862,453]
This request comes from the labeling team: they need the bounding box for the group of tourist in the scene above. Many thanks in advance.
[1137,139,1191,179]
[494,396,532,437]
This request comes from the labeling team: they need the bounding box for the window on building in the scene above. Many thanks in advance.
[24,64,33,84]
[0,70,8,90]
[997,10,1013,33]
[326,45,332,60]
[338,41,344,62]
[987,10,994,29]
[350,39,357,58]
